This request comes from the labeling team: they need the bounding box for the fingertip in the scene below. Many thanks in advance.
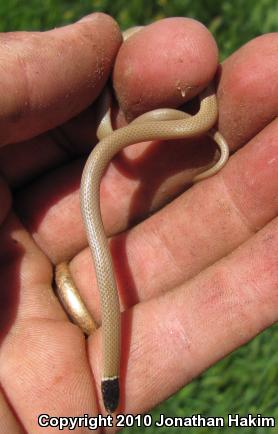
[113,17,218,120]
[218,33,278,149]
[77,12,122,44]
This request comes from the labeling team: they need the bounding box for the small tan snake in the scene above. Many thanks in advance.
[55,27,229,413]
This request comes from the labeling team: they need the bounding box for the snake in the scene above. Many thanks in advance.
[55,26,229,414]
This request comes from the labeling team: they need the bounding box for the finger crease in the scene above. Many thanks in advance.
[49,127,78,157]
[219,171,257,235]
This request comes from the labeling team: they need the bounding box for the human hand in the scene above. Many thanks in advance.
[0,14,277,433]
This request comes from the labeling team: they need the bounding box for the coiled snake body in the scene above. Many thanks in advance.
[55,27,229,413]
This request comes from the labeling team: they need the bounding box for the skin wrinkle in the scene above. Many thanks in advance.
[216,170,255,236]
[144,181,232,278]
[222,120,278,231]
[133,223,177,288]
[48,127,77,157]
[163,305,192,362]
[148,216,185,283]
[247,236,278,302]
[230,229,277,305]
[128,299,186,400]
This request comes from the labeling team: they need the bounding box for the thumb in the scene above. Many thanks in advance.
[0,13,122,146]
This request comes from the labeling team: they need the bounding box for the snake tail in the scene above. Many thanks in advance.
[101,377,120,413]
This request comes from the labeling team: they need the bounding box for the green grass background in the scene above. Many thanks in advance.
[1,1,277,432]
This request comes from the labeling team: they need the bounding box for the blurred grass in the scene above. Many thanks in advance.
[136,324,278,433]
[0,0,277,58]
[0,0,277,432]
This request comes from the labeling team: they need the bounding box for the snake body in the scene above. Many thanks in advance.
[55,28,229,414]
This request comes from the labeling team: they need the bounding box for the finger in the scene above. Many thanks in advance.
[113,17,218,120]
[0,13,121,146]
[68,117,278,321]
[0,101,100,187]
[89,217,278,414]
[0,215,98,432]
[15,159,85,261]
[0,134,67,187]
[218,33,278,149]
